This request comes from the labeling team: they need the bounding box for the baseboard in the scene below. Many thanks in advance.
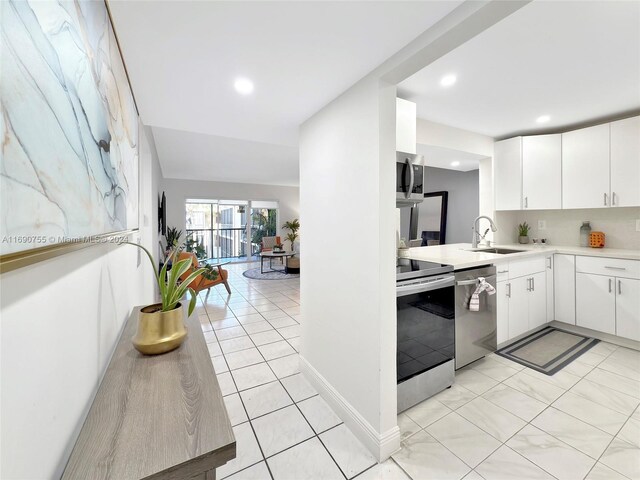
[299,355,401,462]
[549,321,640,351]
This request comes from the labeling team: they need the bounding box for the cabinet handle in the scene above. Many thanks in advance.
[605,266,626,271]
[547,257,552,269]
[609,278,612,293]
[507,283,511,298]
[498,270,509,274]
[524,197,528,209]
[612,192,616,206]
[604,193,608,206]
[531,277,535,291]
[618,280,622,295]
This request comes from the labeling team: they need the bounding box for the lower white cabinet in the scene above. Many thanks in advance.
[529,272,547,330]
[508,276,529,339]
[554,254,576,325]
[497,281,509,345]
[616,278,640,341]
[545,254,554,322]
[500,271,547,341]
[576,273,616,334]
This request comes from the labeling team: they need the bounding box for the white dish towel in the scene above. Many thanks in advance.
[469,277,496,311]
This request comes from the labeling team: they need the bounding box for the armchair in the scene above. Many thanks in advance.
[177,252,231,295]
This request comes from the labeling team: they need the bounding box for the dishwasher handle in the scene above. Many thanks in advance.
[397,275,455,297]
[457,278,480,286]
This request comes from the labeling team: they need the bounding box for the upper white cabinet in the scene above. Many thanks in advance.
[494,137,522,211]
[610,116,640,207]
[522,134,562,210]
[396,98,416,154]
[562,124,610,209]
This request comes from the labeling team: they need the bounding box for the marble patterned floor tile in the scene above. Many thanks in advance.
[462,471,484,480]
[404,397,451,428]
[486,353,526,370]
[506,425,595,480]
[220,336,255,354]
[598,355,640,382]
[223,393,249,427]
[280,373,317,402]
[588,341,618,357]
[397,413,421,441]
[211,355,229,374]
[298,395,342,434]
[456,396,526,443]
[231,363,278,392]
[617,416,640,448]
[552,392,629,435]
[482,384,547,422]
[585,367,640,399]
[571,350,607,367]
[531,407,613,459]
[258,340,296,361]
[217,372,238,396]
[216,326,248,341]
[470,357,520,382]
[433,383,478,410]
[585,461,630,480]
[250,330,285,346]
[320,423,377,478]
[251,405,314,457]
[475,445,555,480]
[561,359,595,378]
[427,412,501,468]
[268,437,344,480]
[225,460,271,480]
[600,437,640,479]
[570,378,640,416]
[242,321,275,335]
[522,366,581,390]
[392,430,471,480]
[454,369,500,395]
[268,354,300,379]
[609,346,640,364]
[225,348,265,371]
[504,371,565,404]
[354,459,411,479]
[216,422,263,479]
[240,380,293,419]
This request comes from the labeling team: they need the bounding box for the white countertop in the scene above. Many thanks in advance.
[405,243,640,270]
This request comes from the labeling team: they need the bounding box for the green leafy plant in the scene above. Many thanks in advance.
[518,222,530,237]
[186,237,207,260]
[282,219,300,249]
[165,226,183,249]
[126,242,205,316]
[251,210,277,245]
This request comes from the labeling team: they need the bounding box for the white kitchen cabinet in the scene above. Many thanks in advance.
[610,116,640,207]
[554,254,576,325]
[616,278,640,341]
[494,137,522,211]
[562,124,610,209]
[497,280,509,345]
[522,134,562,210]
[396,98,416,154]
[529,272,547,330]
[545,255,554,323]
[503,271,547,340]
[508,276,529,339]
[576,273,616,335]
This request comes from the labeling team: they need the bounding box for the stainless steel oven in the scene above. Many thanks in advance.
[397,259,455,412]
[396,152,424,206]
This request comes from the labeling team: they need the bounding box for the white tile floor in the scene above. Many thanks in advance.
[206,263,640,480]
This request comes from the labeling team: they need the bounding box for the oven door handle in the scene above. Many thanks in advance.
[396,276,455,297]
[406,158,414,199]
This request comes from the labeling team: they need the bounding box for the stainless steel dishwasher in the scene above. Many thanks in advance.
[454,265,497,369]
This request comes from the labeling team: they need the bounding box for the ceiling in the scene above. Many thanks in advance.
[398,1,640,139]
[108,1,463,185]
[417,144,487,172]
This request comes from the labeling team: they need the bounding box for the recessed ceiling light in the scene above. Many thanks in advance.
[451,161,461,167]
[234,77,254,95]
[536,115,550,124]
[440,74,457,87]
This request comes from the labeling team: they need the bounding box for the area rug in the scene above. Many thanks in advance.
[495,327,599,375]
[243,267,299,280]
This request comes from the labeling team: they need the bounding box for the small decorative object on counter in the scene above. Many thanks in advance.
[580,221,592,247]
[273,243,284,253]
[540,238,548,245]
[589,231,606,248]
[518,222,530,244]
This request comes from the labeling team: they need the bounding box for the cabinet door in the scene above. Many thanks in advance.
[508,276,529,339]
[522,134,562,209]
[529,272,547,330]
[554,254,576,324]
[494,137,522,211]
[562,124,610,209]
[576,273,616,334]
[616,278,640,341]
[545,255,554,322]
[610,116,640,207]
[497,281,509,345]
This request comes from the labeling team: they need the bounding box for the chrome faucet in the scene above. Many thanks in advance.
[472,215,498,248]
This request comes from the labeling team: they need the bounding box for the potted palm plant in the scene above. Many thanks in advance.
[518,222,530,244]
[282,219,300,252]
[126,242,215,355]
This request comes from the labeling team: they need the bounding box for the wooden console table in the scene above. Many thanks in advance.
[61,306,235,480]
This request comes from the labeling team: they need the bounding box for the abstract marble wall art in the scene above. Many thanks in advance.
[0,0,139,256]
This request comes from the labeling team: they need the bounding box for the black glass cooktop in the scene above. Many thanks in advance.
[396,258,453,281]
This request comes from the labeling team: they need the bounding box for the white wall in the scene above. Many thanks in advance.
[162,179,299,249]
[495,207,640,250]
[417,118,494,157]
[299,76,399,459]
[0,123,163,479]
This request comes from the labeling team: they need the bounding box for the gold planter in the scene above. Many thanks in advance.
[132,303,187,355]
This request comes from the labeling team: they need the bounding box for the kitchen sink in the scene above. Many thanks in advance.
[471,248,526,254]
